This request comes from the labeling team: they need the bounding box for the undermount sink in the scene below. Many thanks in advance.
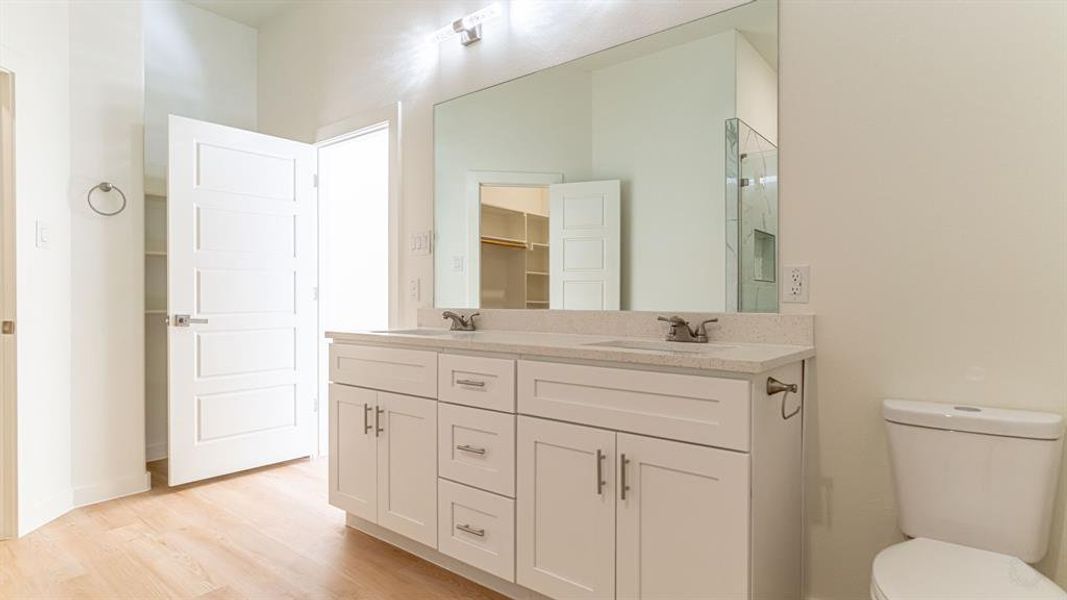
[583,339,737,353]
[371,328,465,337]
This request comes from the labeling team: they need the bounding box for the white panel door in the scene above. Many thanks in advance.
[616,433,750,600]
[167,115,317,486]
[377,392,438,547]
[328,384,378,522]
[517,417,616,599]
[549,180,621,310]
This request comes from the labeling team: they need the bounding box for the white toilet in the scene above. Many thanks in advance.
[873,399,1067,599]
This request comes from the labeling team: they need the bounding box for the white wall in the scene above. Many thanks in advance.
[0,0,74,535]
[779,2,1067,598]
[144,0,258,193]
[258,0,750,323]
[591,32,735,311]
[143,1,258,460]
[735,32,777,145]
[68,0,149,508]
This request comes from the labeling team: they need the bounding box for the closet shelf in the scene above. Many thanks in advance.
[526,271,548,277]
[481,235,527,249]
[145,250,167,257]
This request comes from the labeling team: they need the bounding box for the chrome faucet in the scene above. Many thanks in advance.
[442,311,479,331]
[657,315,718,343]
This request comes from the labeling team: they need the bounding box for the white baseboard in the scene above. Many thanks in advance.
[72,470,151,508]
[344,514,550,600]
[18,487,72,536]
[145,442,167,462]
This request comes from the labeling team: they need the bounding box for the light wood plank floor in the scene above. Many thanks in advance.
[0,459,505,599]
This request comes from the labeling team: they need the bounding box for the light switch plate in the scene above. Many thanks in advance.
[783,265,810,303]
[35,220,50,249]
[410,230,432,256]
[408,277,421,301]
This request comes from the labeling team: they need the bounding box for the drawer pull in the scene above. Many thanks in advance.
[363,403,373,435]
[456,444,487,456]
[596,449,606,495]
[456,378,486,388]
[456,523,485,537]
[620,453,631,500]
[375,405,384,436]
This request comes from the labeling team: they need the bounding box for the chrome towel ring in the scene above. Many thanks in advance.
[87,182,127,216]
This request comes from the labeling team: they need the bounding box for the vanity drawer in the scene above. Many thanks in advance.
[438,403,515,497]
[438,353,515,413]
[330,344,437,398]
[517,360,751,451]
[437,479,515,582]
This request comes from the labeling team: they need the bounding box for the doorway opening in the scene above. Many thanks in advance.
[478,184,550,309]
[317,119,396,455]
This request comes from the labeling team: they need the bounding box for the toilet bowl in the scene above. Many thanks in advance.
[874,399,1067,600]
[871,538,1065,600]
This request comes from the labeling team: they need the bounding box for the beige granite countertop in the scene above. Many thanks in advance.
[326,329,814,374]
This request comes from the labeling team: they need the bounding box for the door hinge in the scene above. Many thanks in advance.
[1,320,13,335]
[313,397,320,412]
[312,286,319,301]
[313,173,319,188]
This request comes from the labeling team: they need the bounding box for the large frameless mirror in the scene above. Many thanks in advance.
[434,0,778,312]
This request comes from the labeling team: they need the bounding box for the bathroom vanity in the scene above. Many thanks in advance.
[327,323,812,600]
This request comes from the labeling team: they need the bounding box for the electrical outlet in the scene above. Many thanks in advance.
[783,265,810,303]
[451,255,465,272]
[408,277,421,301]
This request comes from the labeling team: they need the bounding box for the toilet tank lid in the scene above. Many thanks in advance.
[883,399,1063,440]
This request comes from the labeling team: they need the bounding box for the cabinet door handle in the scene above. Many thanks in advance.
[596,449,606,495]
[456,523,485,537]
[363,403,373,435]
[456,444,487,455]
[620,453,631,500]
[456,379,486,388]
[375,405,384,437]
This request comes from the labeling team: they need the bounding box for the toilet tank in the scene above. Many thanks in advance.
[884,399,1064,563]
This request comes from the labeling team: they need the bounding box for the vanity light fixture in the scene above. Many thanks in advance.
[432,3,502,46]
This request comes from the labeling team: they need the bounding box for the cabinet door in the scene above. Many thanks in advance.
[376,392,438,547]
[516,417,615,599]
[329,384,378,522]
[616,433,750,600]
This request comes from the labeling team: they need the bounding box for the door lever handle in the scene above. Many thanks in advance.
[172,314,209,327]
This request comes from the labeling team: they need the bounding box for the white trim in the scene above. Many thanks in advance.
[314,103,402,457]
[0,67,16,540]
[464,171,563,307]
[71,471,151,509]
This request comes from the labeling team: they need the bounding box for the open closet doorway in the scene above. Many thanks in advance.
[316,107,400,455]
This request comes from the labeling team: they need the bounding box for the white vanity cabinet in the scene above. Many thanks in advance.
[328,348,438,548]
[328,339,805,600]
[516,419,749,599]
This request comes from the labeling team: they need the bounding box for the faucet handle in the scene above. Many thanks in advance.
[657,315,686,325]
[695,318,719,338]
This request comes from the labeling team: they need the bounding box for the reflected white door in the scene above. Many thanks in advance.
[167,115,317,486]
[548,180,621,310]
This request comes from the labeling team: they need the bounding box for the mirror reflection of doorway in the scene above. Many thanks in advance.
[479,185,550,309]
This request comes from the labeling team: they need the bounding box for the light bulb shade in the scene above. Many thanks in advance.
[430,3,502,46]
